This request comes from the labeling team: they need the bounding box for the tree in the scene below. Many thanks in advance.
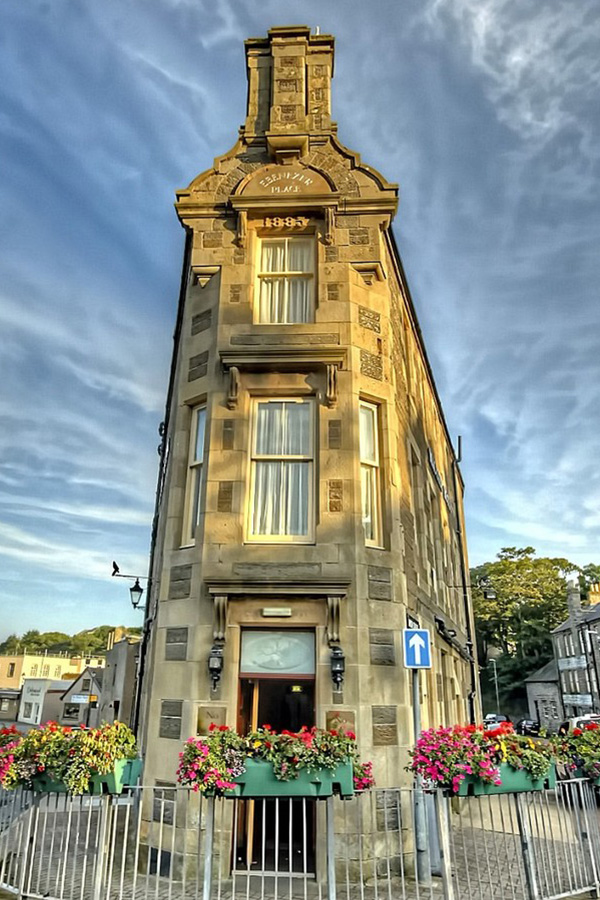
[472,547,585,714]
[0,626,141,657]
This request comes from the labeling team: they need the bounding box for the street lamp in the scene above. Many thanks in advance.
[488,658,501,711]
[111,562,149,611]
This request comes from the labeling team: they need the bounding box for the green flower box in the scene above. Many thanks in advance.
[456,762,556,796]
[225,759,354,799]
[32,758,143,795]
[90,758,143,794]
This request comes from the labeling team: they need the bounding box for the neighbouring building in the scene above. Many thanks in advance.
[552,580,600,717]
[59,667,104,728]
[0,689,20,722]
[18,678,76,726]
[525,660,563,730]
[138,25,478,877]
[98,636,140,726]
[0,652,105,691]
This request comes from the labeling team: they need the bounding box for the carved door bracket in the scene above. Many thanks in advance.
[325,364,338,408]
[213,595,228,642]
[327,595,341,645]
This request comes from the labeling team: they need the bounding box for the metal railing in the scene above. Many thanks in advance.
[1,779,600,900]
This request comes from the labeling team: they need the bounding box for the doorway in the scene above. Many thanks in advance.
[235,629,317,873]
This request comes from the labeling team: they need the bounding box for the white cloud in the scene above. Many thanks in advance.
[424,0,600,145]
[0,521,148,581]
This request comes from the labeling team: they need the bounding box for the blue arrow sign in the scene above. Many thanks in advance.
[403,629,432,669]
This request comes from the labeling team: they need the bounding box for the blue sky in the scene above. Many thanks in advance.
[1,0,599,640]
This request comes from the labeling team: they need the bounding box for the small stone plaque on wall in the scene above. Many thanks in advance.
[360,349,383,381]
[197,706,227,735]
[328,480,343,512]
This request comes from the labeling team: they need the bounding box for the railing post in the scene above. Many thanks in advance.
[326,795,337,900]
[202,797,215,900]
[434,790,455,900]
[514,793,540,900]
[92,795,111,900]
[16,790,37,899]
[576,780,600,893]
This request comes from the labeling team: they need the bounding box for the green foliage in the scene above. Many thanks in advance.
[472,548,599,713]
[0,626,141,657]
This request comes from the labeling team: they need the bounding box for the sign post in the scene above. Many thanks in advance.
[403,628,432,885]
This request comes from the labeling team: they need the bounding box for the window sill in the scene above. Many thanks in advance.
[244,537,315,545]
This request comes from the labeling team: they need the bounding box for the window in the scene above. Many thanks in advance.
[54,666,61,677]
[42,665,50,677]
[359,401,382,546]
[30,665,38,677]
[0,699,9,712]
[7,663,15,677]
[183,406,206,543]
[23,702,33,718]
[256,238,314,323]
[82,679,91,692]
[63,704,80,720]
[249,399,314,541]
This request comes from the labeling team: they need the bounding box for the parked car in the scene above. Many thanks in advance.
[483,713,510,728]
[514,719,540,736]
[557,715,600,735]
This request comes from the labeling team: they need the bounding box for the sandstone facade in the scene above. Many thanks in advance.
[139,25,478,794]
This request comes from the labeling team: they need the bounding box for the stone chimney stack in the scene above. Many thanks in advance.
[243,26,335,159]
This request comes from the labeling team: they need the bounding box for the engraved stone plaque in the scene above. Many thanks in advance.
[197,706,227,735]
[240,165,331,197]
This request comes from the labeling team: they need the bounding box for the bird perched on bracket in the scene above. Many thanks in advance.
[112,561,120,576]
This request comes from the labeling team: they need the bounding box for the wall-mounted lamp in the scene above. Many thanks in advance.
[208,644,224,692]
[129,579,144,609]
[330,645,345,691]
[111,562,149,611]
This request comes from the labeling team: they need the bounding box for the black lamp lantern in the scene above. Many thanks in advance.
[330,645,345,691]
[129,579,145,609]
[208,644,224,691]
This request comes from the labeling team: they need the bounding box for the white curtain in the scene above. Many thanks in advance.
[253,401,311,536]
[359,404,376,463]
[252,461,309,535]
[258,240,313,323]
[255,401,310,455]
[361,465,375,540]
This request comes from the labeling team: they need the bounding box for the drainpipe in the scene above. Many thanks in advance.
[451,451,477,724]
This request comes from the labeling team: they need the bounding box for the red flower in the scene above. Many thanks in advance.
[585,723,599,731]
[218,725,229,732]
[209,723,217,732]
[262,724,272,731]
[573,728,582,736]
[346,731,356,740]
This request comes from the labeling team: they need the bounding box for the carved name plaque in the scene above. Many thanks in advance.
[241,165,331,197]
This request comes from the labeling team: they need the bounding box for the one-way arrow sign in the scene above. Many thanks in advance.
[403,628,432,669]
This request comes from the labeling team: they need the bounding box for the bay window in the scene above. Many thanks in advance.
[257,237,314,323]
[182,405,206,543]
[249,399,314,541]
[359,400,382,546]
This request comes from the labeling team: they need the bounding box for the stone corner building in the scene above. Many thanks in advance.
[140,25,478,792]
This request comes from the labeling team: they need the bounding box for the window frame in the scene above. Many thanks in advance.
[359,400,383,548]
[255,235,315,324]
[181,405,207,545]
[246,397,315,544]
